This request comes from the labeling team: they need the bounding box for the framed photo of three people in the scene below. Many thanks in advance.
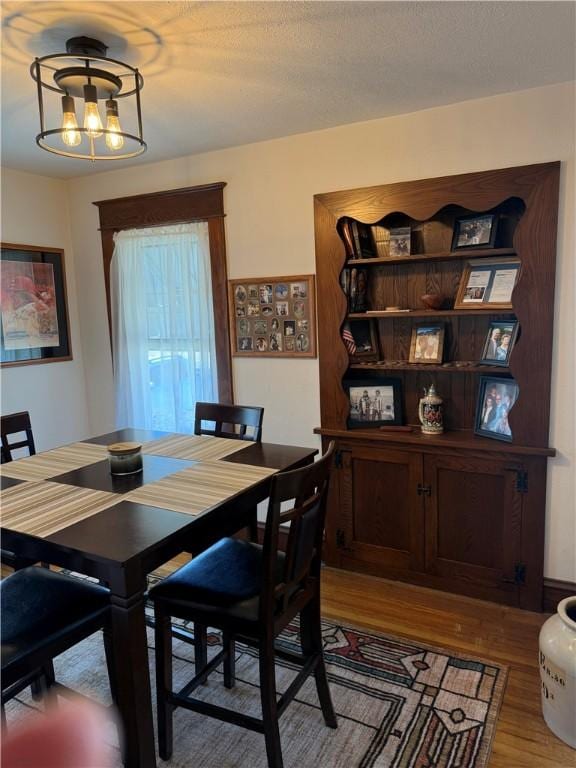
[475,376,519,442]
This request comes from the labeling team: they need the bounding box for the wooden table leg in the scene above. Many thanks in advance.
[108,589,157,768]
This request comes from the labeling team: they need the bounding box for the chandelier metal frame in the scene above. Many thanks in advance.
[30,36,146,161]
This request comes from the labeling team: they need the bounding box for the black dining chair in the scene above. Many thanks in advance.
[195,401,264,541]
[1,566,115,729]
[194,402,264,443]
[150,442,337,768]
[1,412,37,570]
[1,411,36,463]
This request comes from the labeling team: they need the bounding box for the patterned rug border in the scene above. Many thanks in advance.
[317,615,508,768]
[51,571,508,768]
[145,572,508,768]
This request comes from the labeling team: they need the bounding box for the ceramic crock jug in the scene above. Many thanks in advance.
[539,596,576,748]
[418,385,444,435]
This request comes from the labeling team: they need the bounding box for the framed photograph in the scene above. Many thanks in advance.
[389,227,411,258]
[474,376,519,442]
[454,257,521,310]
[228,274,316,358]
[480,321,519,366]
[452,214,497,250]
[1,243,72,367]
[345,319,380,362]
[344,377,403,428]
[409,323,445,364]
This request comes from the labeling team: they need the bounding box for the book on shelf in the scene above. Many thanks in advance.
[371,225,390,258]
[340,269,350,300]
[340,219,355,258]
[350,221,376,259]
[350,267,368,312]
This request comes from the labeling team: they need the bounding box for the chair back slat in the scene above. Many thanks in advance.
[194,402,264,442]
[1,412,36,463]
[260,442,335,619]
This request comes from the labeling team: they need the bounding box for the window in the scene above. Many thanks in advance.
[94,183,233,432]
[111,223,217,432]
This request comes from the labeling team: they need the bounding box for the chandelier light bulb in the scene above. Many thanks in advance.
[60,95,81,147]
[83,84,103,138]
[105,99,124,150]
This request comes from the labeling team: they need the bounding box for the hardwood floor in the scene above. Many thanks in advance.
[4,557,572,766]
[155,556,574,767]
[319,567,574,768]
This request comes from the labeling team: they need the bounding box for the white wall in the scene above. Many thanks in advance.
[5,82,575,580]
[0,169,90,450]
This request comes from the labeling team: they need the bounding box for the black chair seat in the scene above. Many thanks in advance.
[150,444,337,768]
[1,568,109,686]
[151,538,286,624]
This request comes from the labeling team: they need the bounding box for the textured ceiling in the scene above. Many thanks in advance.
[1,1,575,178]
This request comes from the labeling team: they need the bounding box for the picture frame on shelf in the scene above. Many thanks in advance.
[480,321,519,366]
[347,267,369,313]
[409,323,445,364]
[474,375,519,442]
[451,213,498,250]
[454,257,520,310]
[1,243,72,367]
[228,274,316,358]
[344,376,403,428]
[389,227,411,258]
[343,319,380,362]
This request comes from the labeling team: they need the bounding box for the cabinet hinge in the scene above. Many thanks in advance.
[515,470,528,493]
[514,563,526,585]
[416,483,432,497]
[503,563,526,586]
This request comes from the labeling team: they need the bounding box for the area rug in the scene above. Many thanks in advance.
[6,599,507,768]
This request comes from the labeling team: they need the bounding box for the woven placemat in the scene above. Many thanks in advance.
[143,434,251,462]
[0,442,108,481]
[125,460,275,516]
[1,480,120,538]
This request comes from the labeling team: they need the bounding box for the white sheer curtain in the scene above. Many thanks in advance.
[110,222,217,433]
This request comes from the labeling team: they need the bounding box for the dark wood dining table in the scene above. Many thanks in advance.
[0,428,317,768]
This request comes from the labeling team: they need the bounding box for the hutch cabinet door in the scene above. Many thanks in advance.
[335,445,425,576]
[423,454,522,603]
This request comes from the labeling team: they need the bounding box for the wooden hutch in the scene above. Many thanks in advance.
[314,162,560,611]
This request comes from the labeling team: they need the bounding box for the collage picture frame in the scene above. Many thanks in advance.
[228,274,316,358]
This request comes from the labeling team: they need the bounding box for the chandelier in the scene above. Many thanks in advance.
[30,36,146,161]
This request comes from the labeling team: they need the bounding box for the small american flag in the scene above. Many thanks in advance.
[342,323,356,355]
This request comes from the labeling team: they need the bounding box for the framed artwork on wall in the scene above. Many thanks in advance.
[1,243,72,367]
[228,274,316,358]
